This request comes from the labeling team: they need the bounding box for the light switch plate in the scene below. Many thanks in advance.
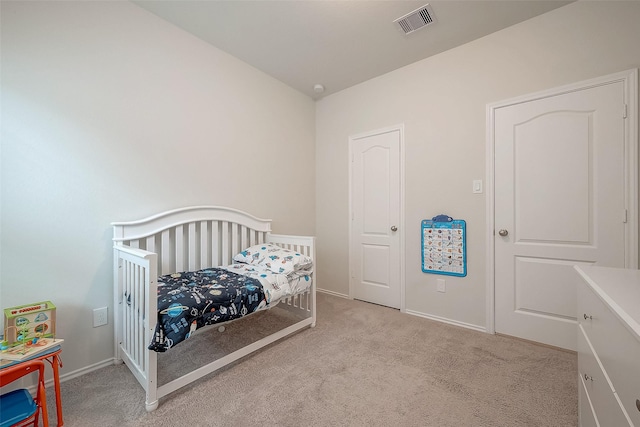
[473,179,483,194]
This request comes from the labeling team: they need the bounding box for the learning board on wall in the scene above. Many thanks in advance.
[421,215,467,277]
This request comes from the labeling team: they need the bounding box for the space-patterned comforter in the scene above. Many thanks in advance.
[149,265,312,352]
[149,268,267,352]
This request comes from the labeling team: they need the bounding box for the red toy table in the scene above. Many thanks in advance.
[1,345,64,426]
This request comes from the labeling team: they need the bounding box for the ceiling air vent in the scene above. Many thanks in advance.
[394,4,436,35]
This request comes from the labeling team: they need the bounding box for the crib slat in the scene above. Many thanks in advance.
[211,221,220,267]
[146,236,155,253]
[231,223,239,258]
[175,225,184,272]
[130,263,135,359]
[134,264,140,364]
[161,230,171,275]
[188,223,197,271]
[221,222,230,265]
[240,225,248,253]
[130,262,136,357]
[123,260,130,355]
[200,221,208,270]
[140,265,146,369]
[128,262,134,365]
[139,265,145,370]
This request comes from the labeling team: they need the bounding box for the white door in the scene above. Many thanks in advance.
[350,127,402,309]
[494,79,630,350]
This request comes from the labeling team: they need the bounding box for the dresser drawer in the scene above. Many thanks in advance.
[577,325,631,426]
[578,281,640,425]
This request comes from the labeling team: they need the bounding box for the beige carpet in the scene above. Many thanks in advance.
[49,293,577,426]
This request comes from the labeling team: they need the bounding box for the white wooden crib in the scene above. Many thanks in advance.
[112,206,316,411]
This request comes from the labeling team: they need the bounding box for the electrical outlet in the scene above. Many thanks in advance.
[437,279,446,293]
[93,307,108,327]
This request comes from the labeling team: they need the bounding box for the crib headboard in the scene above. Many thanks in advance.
[112,206,273,275]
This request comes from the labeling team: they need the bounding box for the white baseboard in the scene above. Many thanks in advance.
[405,309,487,333]
[25,357,115,394]
[317,288,350,299]
[49,357,115,387]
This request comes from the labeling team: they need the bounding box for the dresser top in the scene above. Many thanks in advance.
[575,265,640,340]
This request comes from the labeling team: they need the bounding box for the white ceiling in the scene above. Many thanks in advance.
[133,0,573,99]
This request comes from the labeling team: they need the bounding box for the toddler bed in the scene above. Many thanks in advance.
[112,206,316,411]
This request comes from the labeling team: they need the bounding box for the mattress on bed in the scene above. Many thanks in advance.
[149,264,312,353]
[223,262,312,304]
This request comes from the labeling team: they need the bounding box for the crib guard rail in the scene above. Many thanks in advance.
[113,245,158,384]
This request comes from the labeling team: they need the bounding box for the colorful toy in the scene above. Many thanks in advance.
[3,301,56,348]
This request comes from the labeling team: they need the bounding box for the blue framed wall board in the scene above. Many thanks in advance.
[421,215,467,277]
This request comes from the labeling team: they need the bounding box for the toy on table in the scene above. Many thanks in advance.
[1,301,57,358]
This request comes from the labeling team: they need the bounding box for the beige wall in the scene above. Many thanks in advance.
[1,1,315,376]
[316,1,640,328]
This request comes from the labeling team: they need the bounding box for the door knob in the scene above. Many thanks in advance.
[498,229,509,237]
[391,226,398,232]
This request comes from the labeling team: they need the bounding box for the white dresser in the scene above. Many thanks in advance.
[575,265,640,427]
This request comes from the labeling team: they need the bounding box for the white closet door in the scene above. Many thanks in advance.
[350,128,401,309]
[494,80,628,350]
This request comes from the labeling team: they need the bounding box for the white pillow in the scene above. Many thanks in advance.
[232,245,267,264]
[233,243,312,275]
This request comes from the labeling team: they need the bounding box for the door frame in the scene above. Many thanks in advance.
[348,124,406,312]
[485,69,638,334]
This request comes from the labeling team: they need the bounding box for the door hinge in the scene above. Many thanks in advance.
[623,209,628,223]
[623,104,628,119]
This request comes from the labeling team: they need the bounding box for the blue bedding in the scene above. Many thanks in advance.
[149,268,266,352]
